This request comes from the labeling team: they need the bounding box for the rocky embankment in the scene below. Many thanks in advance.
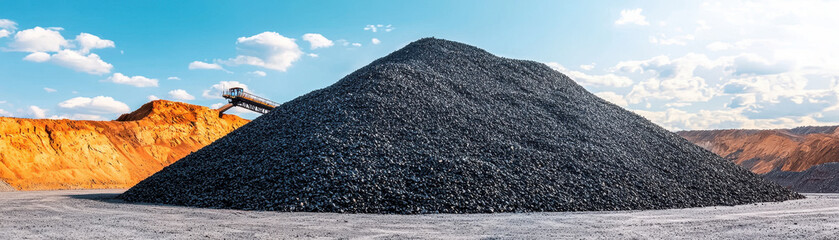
[678,126,839,174]
[0,100,249,191]
[763,162,839,193]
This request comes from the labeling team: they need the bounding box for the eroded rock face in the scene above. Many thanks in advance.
[678,126,839,174]
[0,100,249,191]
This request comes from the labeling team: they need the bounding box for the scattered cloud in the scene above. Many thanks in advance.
[58,96,130,114]
[22,52,50,62]
[546,62,633,87]
[49,113,107,121]
[188,61,225,71]
[0,108,12,117]
[580,63,596,71]
[307,53,318,58]
[28,106,47,118]
[105,73,158,87]
[75,33,115,54]
[249,70,267,77]
[147,95,159,101]
[44,87,57,93]
[301,33,333,49]
[7,27,68,52]
[211,102,251,114]
[615,8,649,26]
[50,50,113,74]
[595,92,629,107]
[167,76,180,80]
[223,32,303,72]
[649,34,694,46]
[168,89,195,100]
[351,42,362,47]
[0,19,16,31]
[371,38,381,45]
[203,81,248,99]
[364,24,394,32]
[7,27,115,75]
[706,41,732,51]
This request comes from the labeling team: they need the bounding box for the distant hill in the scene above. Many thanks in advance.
[679,126,839,174]
[679,126,839,192]
[0,100,249,191]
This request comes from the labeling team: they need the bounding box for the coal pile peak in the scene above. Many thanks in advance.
[120,38,802,213]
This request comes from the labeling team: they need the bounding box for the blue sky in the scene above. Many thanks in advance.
[1,1,838,130]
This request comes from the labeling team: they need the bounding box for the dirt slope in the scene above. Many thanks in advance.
[678,126,839,174]
[0,100,249,190]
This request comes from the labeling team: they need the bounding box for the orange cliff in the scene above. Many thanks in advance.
[678,126,839,174]
[0,100,250,191]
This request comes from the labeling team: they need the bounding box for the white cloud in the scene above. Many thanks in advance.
[28,106,47,118]
[105,73,158,87]
[8,27,68,52]
[203,81,249,99]
[595,92,629,107]
[546,62,633,87]
[351,42,362,47]
[74,33,114,54]
[615,8,649,26]
[371,38,381,45]
[307,53,318,58]
[211,102,251,114]
[0,29,10,38]
[649,34,694,46]
[580,63,595,71]
[23,52,50,62]
[364,24,394,32]
[224,32,303,72]
[49,113,106,121]
[302,33,333,49]
[706,41,732,51]
[0,19,16,30]
[0,108,12,117]
[249,70,267,77]
[147,95,159,101]
[188,61,225,70]
[44,87,57,93]
[7,26,115,75]
[58,96,130,114]
[168,89,195,101]
[167,76,180,80]
[50,50,113,75]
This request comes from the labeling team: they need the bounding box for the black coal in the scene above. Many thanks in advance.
[120,38,803,213]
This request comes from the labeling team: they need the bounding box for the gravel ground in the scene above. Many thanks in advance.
[2,190,837,239]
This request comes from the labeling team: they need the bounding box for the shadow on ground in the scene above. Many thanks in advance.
[67,192,124,203]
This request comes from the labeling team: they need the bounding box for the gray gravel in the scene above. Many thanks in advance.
[2,190,838,239]
[121,38,801,213]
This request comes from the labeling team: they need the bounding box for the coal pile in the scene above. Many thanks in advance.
[120,38,802,213]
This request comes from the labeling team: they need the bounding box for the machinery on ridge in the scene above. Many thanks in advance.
[217,87,280,117]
